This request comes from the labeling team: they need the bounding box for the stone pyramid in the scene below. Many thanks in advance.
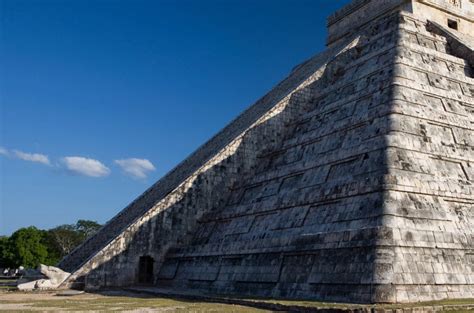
[59,0,474,303]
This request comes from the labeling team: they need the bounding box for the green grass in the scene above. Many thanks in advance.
[235,296,474,309]
[0,286,14,290]
[0,294,269,312]
[0,279,16,291]
[1,291,473,312]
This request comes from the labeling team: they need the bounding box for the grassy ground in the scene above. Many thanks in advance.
[266,298,474,309]
[0,290,268,312]
[0,289,473,312]
[0,279,17,291]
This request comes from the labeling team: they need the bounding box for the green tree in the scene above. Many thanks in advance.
[47,224,82,257]
[1,220,103,269]
[41,231,62,265]
[0,236,10,268]
[46,220,101,260]
[76,220,101,240]
[6,227,49,268]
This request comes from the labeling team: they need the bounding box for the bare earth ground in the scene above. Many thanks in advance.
[0,290,268,312]
[1,289,474,312]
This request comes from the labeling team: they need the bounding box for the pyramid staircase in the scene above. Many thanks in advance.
[59,0,474,303]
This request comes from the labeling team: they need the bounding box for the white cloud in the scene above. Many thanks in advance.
[0,147,8,156]
[13,150,50,165]
[62,156,110,177]
[114,158,156,179]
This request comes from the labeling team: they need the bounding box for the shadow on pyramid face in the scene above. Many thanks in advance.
[67,11,458,304]
[56,0,474,303]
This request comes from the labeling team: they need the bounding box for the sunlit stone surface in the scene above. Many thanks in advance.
[58,0,474,303]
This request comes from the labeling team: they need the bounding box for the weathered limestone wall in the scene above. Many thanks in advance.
[152,13,404,304]
[76,94,310,289]
[73,11,402,303]
[413,0,474,37]
[58,33,339,276]
[327,0,410,47]
[61,29,350,288]
[86,13,400,303]
[375,12,474,302]
[327,0,474,46]
[61,0,474,304]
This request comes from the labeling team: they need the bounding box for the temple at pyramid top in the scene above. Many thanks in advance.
[327,0,474,47]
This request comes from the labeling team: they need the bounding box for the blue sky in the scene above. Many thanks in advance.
[0,0,350,236]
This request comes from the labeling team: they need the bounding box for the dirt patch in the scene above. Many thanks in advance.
[0,290,267,312]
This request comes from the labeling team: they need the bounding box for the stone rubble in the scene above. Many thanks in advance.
[17,265,70,291]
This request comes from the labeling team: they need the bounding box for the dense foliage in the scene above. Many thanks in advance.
[0,220,101,269]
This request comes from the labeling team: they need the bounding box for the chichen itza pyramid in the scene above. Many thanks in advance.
[58,0,474,303]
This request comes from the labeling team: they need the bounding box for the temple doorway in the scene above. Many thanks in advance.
[138,255,154,285]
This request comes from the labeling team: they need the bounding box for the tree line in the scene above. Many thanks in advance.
[0,220,102,269]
